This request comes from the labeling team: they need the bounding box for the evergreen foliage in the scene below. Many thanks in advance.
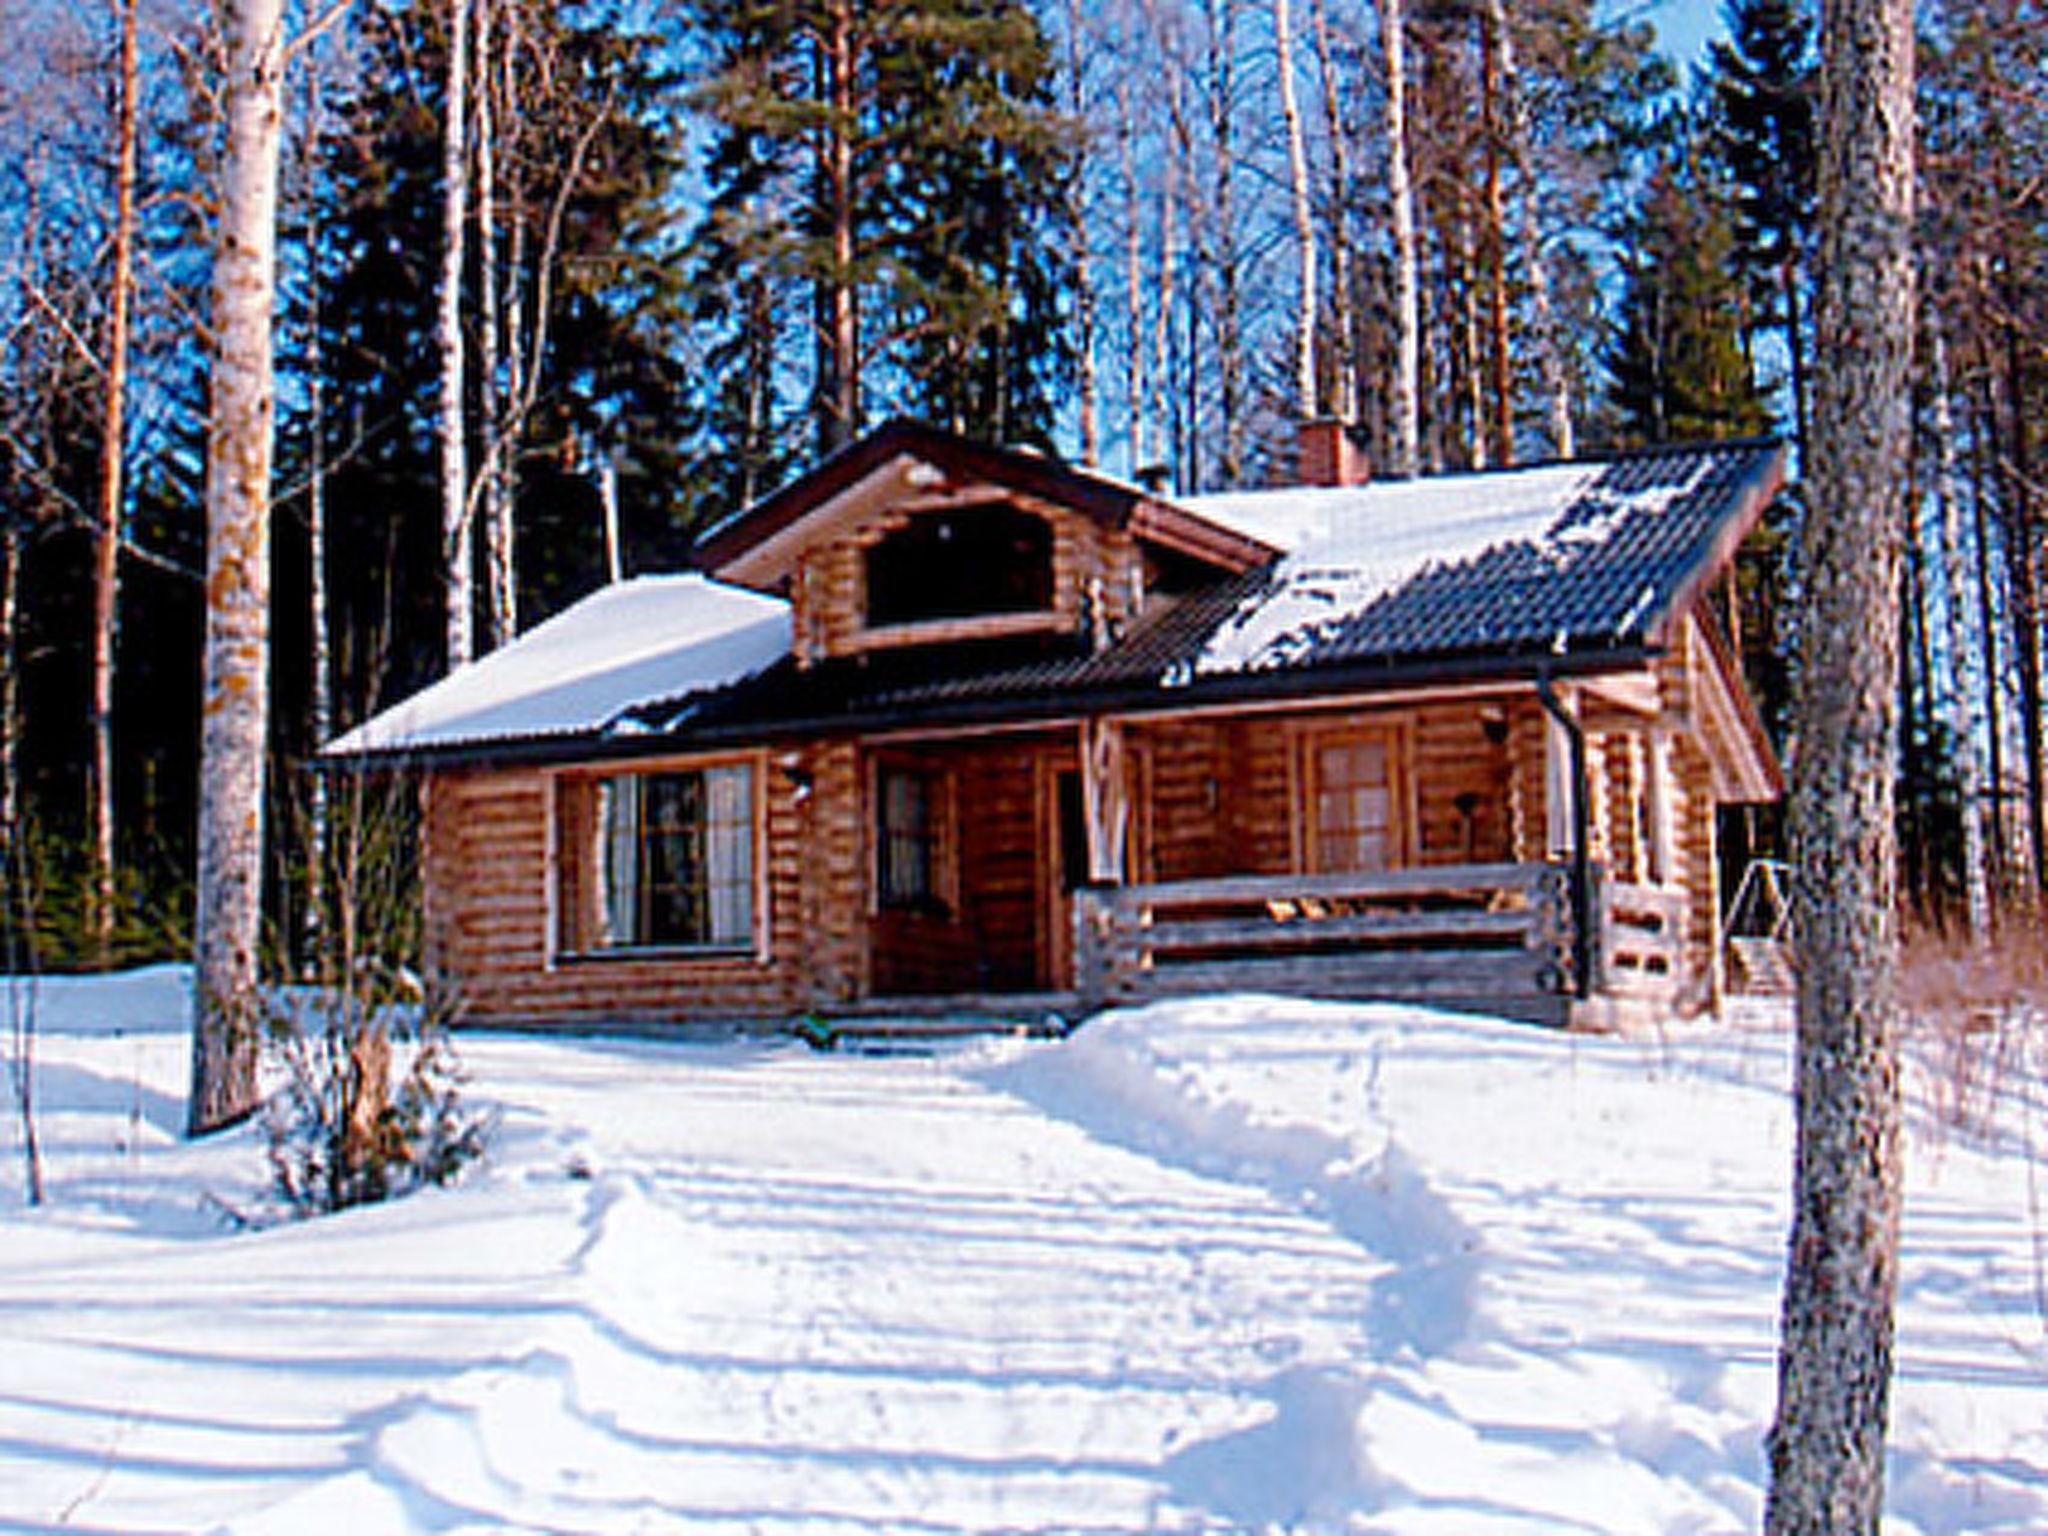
[1602,137,1772,447]
[303,0,692,723]
[682,0,1076,499]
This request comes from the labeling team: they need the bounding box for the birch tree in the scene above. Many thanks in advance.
[88,0,141,957]
[1274,0,1314,421]
[438,0,471,671]
[190,0,288,1134]
[1765,0,1914,1523]
[1381,0,1420,476]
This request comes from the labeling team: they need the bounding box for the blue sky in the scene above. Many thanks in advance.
[1643,0,1727,67]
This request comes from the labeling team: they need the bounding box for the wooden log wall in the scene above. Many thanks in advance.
[421,752,812,1030]
[785,487,1143,665]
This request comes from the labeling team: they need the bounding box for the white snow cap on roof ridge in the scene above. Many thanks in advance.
[324,573,791,756]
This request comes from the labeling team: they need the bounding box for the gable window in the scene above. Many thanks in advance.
[561,764,755,953]
[865,504,1054,628]
[876,764,948,912]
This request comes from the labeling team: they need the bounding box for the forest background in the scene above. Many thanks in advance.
[0,0,2040,966]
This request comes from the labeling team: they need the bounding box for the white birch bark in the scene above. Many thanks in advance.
[477,0,514,649]
[1308,0,1353,422]
[1119,78,1147,473]
[1381,0,1420,477]
[1275,0,1315,421]
[1765,0,1914,1523]
[89,0,141,954]
[190,0,287,1135]
[439,0,472,671]
[303,56,330,966]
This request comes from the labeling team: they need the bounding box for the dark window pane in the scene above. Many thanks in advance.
[866,505,1054,626]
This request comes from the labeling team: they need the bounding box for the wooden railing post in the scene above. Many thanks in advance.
[1074,885,1106,1013]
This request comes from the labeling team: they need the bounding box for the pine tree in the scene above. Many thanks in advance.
[303,0,689,719]
[1603,139,1772,447]
[1709,0,1816,449]
[684,0,1074,468]
[1765,0,1914,1522]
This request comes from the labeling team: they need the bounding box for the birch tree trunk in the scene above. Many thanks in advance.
[89,0,141,957]
[1206,0,1244,487]
[1119,79,1147,472]
[302,56,330,967]
[1381,0,1420,477]
[1309,0,1353,423]
[477,0,515,650]
[439,0,472,672]
[1765,0,1914,1524]
[1274,0,1315,421]
[190,0,287,1136]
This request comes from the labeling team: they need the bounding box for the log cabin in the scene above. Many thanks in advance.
[328,418,1784,1033]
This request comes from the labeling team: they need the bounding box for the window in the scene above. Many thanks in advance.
[582,765,754,951]
[1306,729,1398,873]
[865,504,1054,627]
[877,765,944,911]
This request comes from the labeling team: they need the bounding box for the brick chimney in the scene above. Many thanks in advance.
[1296,417,1369,488]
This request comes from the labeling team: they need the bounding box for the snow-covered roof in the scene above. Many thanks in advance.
[1178,462,1600,556]
[1180,451,1753,677]
[324,575,791,757]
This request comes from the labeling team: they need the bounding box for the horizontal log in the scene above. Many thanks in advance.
[1134,958,1552,1003]
[1139,906,1535,955]
[1145,948,1547,995]
[1106,861,1550,913]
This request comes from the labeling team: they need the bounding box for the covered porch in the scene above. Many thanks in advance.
[845,672,1717,1029]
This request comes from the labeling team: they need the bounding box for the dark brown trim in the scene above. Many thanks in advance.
[1644,443,1787,647]
[327,642,1665,775]
[693,417,1272,577]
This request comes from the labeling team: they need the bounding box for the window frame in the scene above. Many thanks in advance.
[1292,720,1413,875]
[860,503,1059,639]
[869,757,958,918]
[549,753,767,963]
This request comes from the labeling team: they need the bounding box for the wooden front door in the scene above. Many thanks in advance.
[1303,726,1405,872]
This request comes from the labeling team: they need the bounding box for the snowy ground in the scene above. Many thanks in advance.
[1,970,2043,1534]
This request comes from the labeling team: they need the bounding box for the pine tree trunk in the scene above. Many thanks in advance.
[439,0,472,671]
[0,524,18,842]
[1064,0,1097,466]
[818,0,859,454]
[1484,0,1571,458]
[1275,0,1315,421]
[1765,0,1913,1524]
[90,0,141,959]
[190,0,287,1136]
[1381,0,1420,477]
[1478,8,1511,467]
[1929,310,1989,935]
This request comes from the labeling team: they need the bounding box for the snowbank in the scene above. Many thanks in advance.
[0,973,2041,1533]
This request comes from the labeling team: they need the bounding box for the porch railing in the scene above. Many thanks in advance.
[1073,861,1686,1021]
